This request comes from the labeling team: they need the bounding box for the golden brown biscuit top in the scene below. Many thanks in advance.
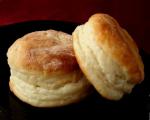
[85,13,144,83]
[7,30,79,75]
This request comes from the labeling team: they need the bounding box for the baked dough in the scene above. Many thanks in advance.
[7,30,91,107]
[73,13,144,100]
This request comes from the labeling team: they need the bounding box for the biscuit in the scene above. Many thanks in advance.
[7,30,91,107]
[73,13,144,100]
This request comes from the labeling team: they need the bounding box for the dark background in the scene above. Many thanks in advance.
[0,0,149,53]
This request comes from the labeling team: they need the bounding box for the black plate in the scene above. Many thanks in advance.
[0,21,150,120]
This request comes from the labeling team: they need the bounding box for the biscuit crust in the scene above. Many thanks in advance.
[7,30,78,75]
